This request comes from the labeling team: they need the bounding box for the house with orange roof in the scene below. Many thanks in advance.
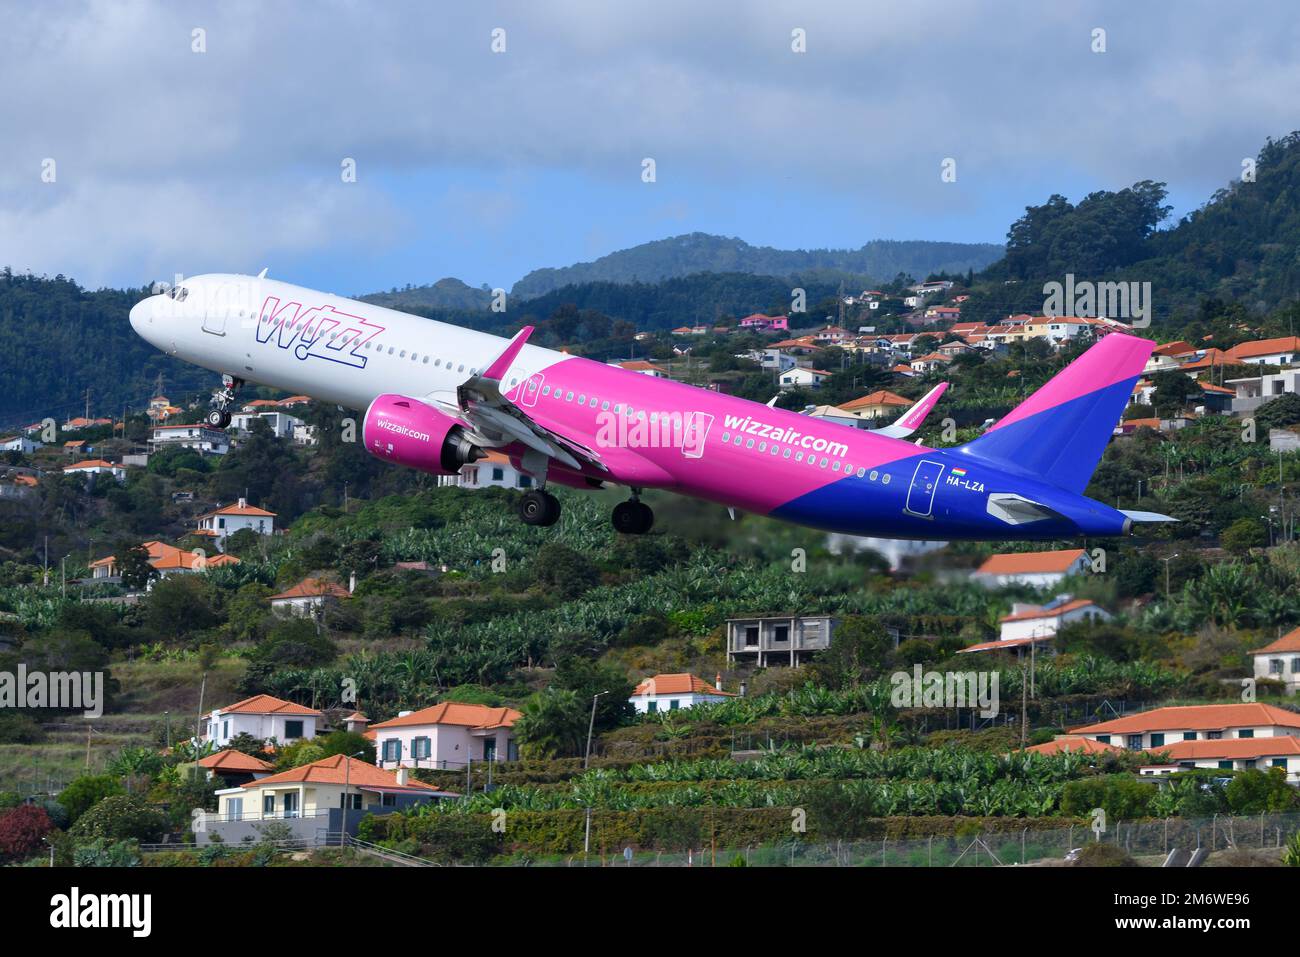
[62,459,127,483]
[196,749,276,786]
[909,352,951,374]
[1069,703,1300,753]
[1225,336,1300,367]
[202,754,455,844]
[370,701,522,768]
[971,548,1090,588]
[995,595,1110,643]
[88,540,240,581]
[1252,627,1300,695]
[629,673,737,714]
[611,359,670,378]
[1139,735,1300,782]
[839,390,912,421]
[1020,736,1123,757]
[195,497,276,544]
[200,694,324,749]
[269,577,352,617]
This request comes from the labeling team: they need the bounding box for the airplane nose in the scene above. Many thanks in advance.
[129,296,153,333]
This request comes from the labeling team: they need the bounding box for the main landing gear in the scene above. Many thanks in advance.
[519,489,562,527]
[206,374,243,429]
[612,492,654,535]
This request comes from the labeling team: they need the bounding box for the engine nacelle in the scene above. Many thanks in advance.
[362,394,484,475]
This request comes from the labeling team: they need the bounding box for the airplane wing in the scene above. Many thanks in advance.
[429,326,609,473]
[869,382,948,439]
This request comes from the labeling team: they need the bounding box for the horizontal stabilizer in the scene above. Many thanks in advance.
[986,493,1065,526]
[1120,509,1179,524]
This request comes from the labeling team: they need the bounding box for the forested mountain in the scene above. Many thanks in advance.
[961,131,1300,332]
[510,233,1002,298]
[0,272,209,429]
[360,277,494,312]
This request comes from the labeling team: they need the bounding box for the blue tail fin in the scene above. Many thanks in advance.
[957,334,1155,494]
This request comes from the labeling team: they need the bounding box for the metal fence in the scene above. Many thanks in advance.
[525,811,1300,867]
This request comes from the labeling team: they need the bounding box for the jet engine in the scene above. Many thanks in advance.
[362,394,484,475]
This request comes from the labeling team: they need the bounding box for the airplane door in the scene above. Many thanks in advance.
[517,372,543,408]
[202,306,227,336]
[904,459,945,517]
[681,411,713,459]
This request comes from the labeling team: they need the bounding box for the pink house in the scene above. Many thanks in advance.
[739,314,789,332]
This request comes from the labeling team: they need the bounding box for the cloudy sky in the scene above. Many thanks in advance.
[3,0,1298,293]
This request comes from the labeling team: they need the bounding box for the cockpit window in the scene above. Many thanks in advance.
[167,286,189,302]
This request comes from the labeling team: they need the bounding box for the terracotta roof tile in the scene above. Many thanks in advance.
[975,549,1087,576]
[369,702,522,731]
[240,754,450,792]
[216,694,323,718]
[630,673,737,697]
[1070,703,1300,736]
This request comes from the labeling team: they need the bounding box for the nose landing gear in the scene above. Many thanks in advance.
[206,374,243,429]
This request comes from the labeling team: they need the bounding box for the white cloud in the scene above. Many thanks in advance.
[1,0,1298,284]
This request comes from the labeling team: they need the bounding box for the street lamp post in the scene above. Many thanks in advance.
[585,691,609,770]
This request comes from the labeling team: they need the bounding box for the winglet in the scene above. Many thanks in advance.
[870,382,948,439]
[482,325,534,382]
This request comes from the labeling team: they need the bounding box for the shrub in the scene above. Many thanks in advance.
[0,805,54,861]
[1069,842,1138,867]
[68,795,166,844]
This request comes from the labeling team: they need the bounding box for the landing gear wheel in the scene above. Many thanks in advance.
[208,375,242,430]
[519,489,561,527]
[612,500,654,534]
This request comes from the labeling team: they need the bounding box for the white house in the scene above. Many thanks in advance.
[269,577,351,617]
[971,548,1090,588]
[152,422,230,455]
[629,673,737,714]
[779,367,834,391]
[229,410,303,440]
[0,435,42,454]
[199,693,323,749]
[370,701,522,769]
[610,360,671,378]
[997,596,1111,642]
[1139,736,1300,783]
[1070,703,1300,752]
[1252,628,1300,695]
[87,540,241,581]
[202,755,454,843]
[62,459,127,482]
[1226,368,1300,415]
[438,451,535,491]
[195,498,277,545]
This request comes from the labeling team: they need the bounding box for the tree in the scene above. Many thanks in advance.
[143,574,220,639]
[225,733,269,758]
[1221,517,1268,554]
[57,774,124,824]
[552,659,633,731]
[529,544,600,599]
[810,616,892,688]
[1226,767,1297,814]
[514,688,588,758]
[1150,370,1199,418]
[115,541,157,591]
[1255,393,1300,431]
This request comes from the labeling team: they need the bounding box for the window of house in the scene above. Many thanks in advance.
[647,700,657,713]
[228,798,243,821]
[382,739,401,762]
[744,626,759,647]
[263,795,274,816]
[1271,659,1284,675]
[1096,735,1110,745]
[1207,731,1223,739]
[492,467,505,481]
[221,719,228,739]
[774,625,789,643]
[1218,760,1233,769]
[341,793,362,809]
[1239,729,1254,738]
[518,475,532,488]
[1126,734,1143,750]
[382,794,396,807]
[1150,733,1164,747]
[284,720,304,740]
[1184,731,1197,741]
[412,737,431,760]
[669,700,680,710]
